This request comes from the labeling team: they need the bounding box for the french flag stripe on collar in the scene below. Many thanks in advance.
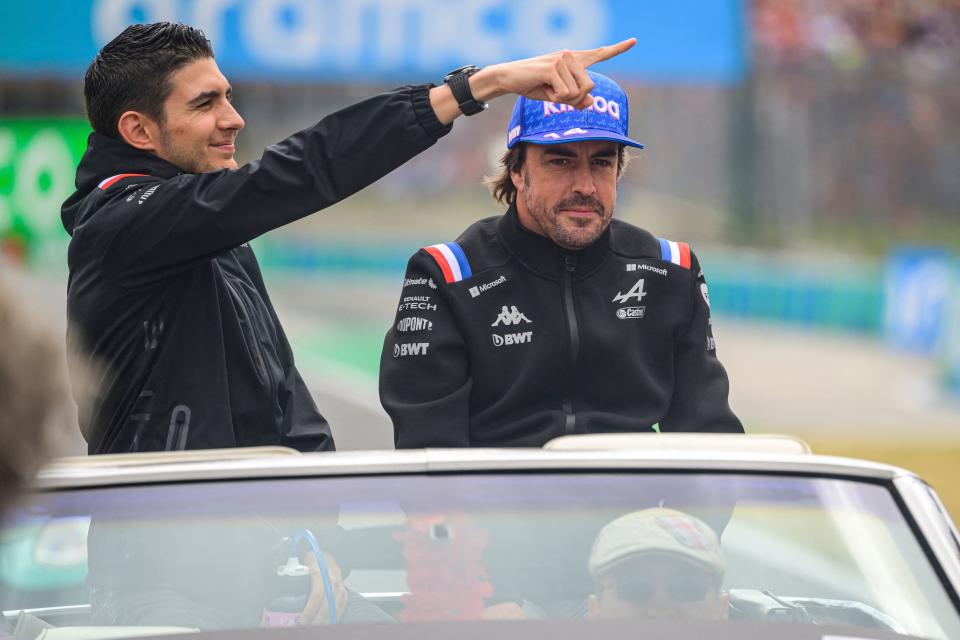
[98,173,148,190]
[658,238,691,269]
[424,242,472,283]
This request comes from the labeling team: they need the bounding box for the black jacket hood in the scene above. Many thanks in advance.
[61,132,181,236]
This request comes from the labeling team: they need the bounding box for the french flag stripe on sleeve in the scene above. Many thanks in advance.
[677,241,691,269]
[98,173,148,190]
[424,242,471,283]
[446,242,472,279]
[658,238,691,269]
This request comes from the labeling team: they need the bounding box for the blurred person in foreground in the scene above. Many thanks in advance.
[0,280,75,514]
[380,72,741,447]
[61,21,636,454]
[587,508,728,620]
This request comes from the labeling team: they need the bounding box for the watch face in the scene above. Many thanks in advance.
[444,65,478,82]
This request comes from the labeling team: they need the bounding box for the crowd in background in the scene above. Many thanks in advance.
[1,1,958,257]
[754,0,960,66]
[750,0,960,248]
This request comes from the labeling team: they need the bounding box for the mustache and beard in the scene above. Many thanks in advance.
[524,184,610,250]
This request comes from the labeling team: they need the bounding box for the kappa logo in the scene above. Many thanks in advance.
[492,331,533,347]
[543,96,621,119]
[396,317,433,333]
[613,278,647,305]
[700,282,711,308]
[616,307,646,320]
[469,274,507,298]
[491,305,531,327]
[393,342,430,357]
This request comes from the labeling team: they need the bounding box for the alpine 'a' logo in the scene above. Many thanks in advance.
[613,278,647,305]
[491,305,532,326]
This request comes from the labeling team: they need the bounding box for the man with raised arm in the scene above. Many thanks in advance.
[62,21,634,453]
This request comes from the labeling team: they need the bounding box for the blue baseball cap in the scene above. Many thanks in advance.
[506,71,644,150]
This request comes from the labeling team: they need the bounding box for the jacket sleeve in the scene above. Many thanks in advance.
[87,85,451,288]
[379,251,472,448]
[659,250,744,433]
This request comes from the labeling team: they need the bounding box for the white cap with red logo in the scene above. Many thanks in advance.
[588,507,725,579]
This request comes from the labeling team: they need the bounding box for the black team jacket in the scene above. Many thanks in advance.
[62,85,451,454]
[380,205,743,447]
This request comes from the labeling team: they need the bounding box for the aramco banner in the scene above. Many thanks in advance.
[0,0,746,84]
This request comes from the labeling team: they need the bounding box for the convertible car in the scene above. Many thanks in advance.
[1,434,958,640]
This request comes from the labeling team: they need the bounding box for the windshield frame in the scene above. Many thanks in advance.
[11,454,960,634]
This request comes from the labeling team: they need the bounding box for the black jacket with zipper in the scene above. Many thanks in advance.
[380,204,743,448]
[62,84,451,454]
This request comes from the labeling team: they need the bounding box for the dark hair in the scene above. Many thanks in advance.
[484,143,629,206]
[84,22,214,140]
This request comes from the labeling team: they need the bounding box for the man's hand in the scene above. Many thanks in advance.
[430,38,636,124]
[298,551,349,625]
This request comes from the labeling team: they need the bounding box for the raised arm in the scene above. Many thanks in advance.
[428,38,637,123]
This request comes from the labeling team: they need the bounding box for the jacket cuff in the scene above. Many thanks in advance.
[411,84,454,140]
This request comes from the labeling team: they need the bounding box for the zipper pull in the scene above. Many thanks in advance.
[564,253,578,273]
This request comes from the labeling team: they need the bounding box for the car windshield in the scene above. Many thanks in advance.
[1,471,958,639]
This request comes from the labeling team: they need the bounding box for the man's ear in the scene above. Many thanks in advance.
[117,111,158,151]
[510,168,524,193]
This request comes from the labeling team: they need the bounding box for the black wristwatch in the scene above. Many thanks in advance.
[443,65,487,116]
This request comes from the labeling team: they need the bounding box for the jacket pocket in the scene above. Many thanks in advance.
[223,277,270,386]
[165,404,191,451]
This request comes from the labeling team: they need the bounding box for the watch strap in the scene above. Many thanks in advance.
[446,69,486,117]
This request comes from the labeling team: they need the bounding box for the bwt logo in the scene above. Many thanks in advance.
[91,0,609,73]
[492,332,533,347]
[393,342,430,357]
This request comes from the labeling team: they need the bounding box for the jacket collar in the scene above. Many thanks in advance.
[62,132,184,235]
[497,202,612,279]
[74,132,183,191]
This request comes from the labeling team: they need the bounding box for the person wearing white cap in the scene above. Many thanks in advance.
[586,508,729,620]
[381,71,741,448]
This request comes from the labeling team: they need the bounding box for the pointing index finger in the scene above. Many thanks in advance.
[576,37,637,67]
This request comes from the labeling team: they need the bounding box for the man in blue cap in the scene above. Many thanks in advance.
[380,72,742,448]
